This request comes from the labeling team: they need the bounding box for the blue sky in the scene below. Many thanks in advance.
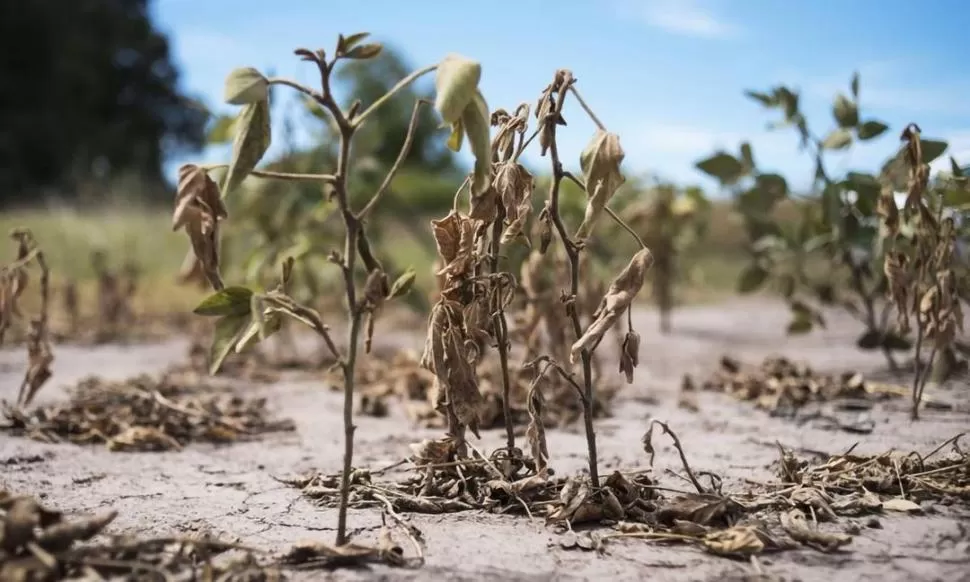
[153,0,970,193]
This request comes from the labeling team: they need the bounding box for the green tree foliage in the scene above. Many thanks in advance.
[0,0,207,205]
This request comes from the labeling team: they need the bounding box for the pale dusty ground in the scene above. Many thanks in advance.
[1,298,969,582]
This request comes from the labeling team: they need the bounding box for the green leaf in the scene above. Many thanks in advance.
[344,43,383,60]
[224,99,272,197]
[695,152,744,185]
[950,156,965,178]
[857,120,889,141]
[850,72,859,99]
[434,54,482,125]
[737,263,769,294]
[833,93,859,128]
[235,312,282,353]
[821,128,853,150]
[740,142,755,171]
[755,173,788,199]
[193,286,254,316]
[856,330,912,351]
[446,119,464,152]
[744,90,776,107]
[338,32,370,53]
[209,313,251,375]
[224,67,269,105]
[388,267,417,299]
[461,90,491,196]
[843,172,880,216]
[775,87,800,120]
[206,114,237,144]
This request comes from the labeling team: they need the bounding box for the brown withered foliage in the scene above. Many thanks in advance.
[173,163,228,291]
[689,355,915,433]
[0,230,55,410]
[878,124,969,419]
[0,371,294,452]
[770,433,969,513]
[0,489,285,580]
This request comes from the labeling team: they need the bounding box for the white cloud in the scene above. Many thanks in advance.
[617,0,740,39]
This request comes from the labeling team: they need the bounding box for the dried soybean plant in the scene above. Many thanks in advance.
[0,229,54,410]
[621,181,710,333]
[170,33,492,552]
[880,124,967,420]
[520,70,652,486]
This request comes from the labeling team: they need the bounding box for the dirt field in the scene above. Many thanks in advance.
[2,298,969,582]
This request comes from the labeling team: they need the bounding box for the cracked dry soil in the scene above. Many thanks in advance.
[1,298,969,582]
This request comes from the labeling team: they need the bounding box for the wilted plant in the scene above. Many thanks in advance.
[880,124,968,419]
[0,229,54,409]
[170,34,495,548]
[621,181,710,333]
[91,250,139,342]
[694,73,954,370]
[507,70,652,486]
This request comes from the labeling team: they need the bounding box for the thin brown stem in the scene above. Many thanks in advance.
[359,100,429,218]
[542,77,600,487]
[268,77,324,102]
[317,58,362,546]
[567,86,606,131]
[489,207,516,451]
[201,165,337,183]
[353,64,437,127]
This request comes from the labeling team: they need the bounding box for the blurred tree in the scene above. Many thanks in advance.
[0,0,207,206]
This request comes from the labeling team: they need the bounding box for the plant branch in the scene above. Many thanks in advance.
[268,77,323,102]
[201,165,337,183]
[358,100,430,219]
[488,206,516,451]
[563,171,646,250]
[542,73,600,487]
[352,64,437,127]
[568,86,606,131]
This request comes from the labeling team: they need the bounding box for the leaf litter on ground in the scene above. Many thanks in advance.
[0,487,422,579]
[0,369,295,451]
[683,354,956,433]
[280,422,970,563]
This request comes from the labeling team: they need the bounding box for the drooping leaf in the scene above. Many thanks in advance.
[821,128,853,150]
[737,263,768,294]
[224,99,272,197]
[850,72,859,98]
[857,120,889,141]
[832,93,858,128]
[209,313,252,375]
[388,268,417,299]
[224,67,269,105]
[434,54,482,125]
[193,286,255,316]
[577,130,626,239]
[744,90,776,107]
[695,152,744,185]
[461,90,492,196]
[206,114,238,144]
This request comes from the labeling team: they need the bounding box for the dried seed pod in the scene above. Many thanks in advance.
[619,330,640,384]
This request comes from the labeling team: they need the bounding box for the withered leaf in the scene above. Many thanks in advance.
[619,330,640,383]
[571,249,653,363]
[576,130,625,239]
[779,509,852,552]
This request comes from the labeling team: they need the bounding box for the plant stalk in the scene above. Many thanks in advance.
[544,88,600,487]
[489,208,515,451]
